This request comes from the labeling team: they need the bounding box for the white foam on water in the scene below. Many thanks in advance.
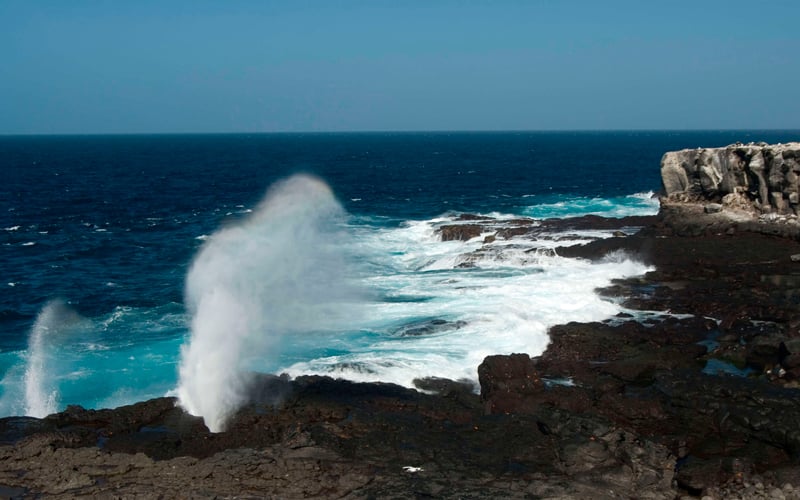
[100,306,133,329]
[281,214,652,389]
[523,191,660,219]
[0,187,656,421]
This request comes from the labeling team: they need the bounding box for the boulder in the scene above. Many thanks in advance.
[439,224,483,241]
[478,353,544,414]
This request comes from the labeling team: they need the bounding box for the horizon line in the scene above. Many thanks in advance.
[2,128,800,138]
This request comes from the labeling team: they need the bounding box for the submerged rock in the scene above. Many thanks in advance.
[392,318,467,337]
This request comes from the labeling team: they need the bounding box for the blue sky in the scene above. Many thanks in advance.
[1,0,798,134]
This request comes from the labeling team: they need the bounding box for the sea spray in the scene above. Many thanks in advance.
[24,300,85,417]
[280,220,653,388]
[176,174,363,431]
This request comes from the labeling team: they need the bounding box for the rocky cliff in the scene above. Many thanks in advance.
[661,142,800,215]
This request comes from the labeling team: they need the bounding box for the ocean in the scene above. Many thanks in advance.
[2,130,798,429]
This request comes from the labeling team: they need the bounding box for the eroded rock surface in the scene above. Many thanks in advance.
[661,142,800,216]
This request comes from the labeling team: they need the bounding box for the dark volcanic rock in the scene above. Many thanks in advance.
[436,212,657,245]
[392,318,467,337]
[478,353,544,414]
[0,376,677,499]
[543,205,800,497]
[539,213,658,231]
[439,223,484,241]
[412,376,476,396]
[455,213,494,221]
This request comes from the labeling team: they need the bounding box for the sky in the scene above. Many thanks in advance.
[1,0,798,134]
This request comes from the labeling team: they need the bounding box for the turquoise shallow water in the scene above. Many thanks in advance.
[2,131,798,418]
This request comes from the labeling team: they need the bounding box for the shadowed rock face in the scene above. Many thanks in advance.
[661,142,800,215]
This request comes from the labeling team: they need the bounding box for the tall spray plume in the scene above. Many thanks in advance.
[177,174,362,432]
[24,299,84,417]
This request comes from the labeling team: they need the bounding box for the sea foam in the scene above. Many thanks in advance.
[281,215,652,389]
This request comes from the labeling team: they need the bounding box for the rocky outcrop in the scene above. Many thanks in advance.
[436,213,657,243]
[478,353,545,414]
[555,221,800,496]
[439,223,484,241]
[661,142,800,215]
[0,374,679,499]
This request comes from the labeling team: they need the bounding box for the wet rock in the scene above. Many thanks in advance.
[540,213,657,231]
[478,353,544,414]
[439,224,484,241]
[392,318,467,337]
[412,376,477,396]
[456,213,494,221]
[0,417,57,445]
[0,485,27,498]
[676,456,726,494]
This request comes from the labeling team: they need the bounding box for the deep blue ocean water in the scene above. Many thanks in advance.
[2,131,798,426]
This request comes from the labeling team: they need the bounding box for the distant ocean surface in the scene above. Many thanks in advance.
[2,131,798,421]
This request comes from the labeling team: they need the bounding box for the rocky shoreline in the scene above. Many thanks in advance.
[3,146,800,498]
[2,210,798,499]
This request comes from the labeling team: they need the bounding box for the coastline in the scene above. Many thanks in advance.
[3,203,800,498]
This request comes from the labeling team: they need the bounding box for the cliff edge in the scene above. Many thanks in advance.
[660,142,800,238]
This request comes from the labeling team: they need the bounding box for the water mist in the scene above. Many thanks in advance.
[24,299,84,417]
[176,175,361,432]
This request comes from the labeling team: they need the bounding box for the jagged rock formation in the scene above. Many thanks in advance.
[661,142,800,215]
